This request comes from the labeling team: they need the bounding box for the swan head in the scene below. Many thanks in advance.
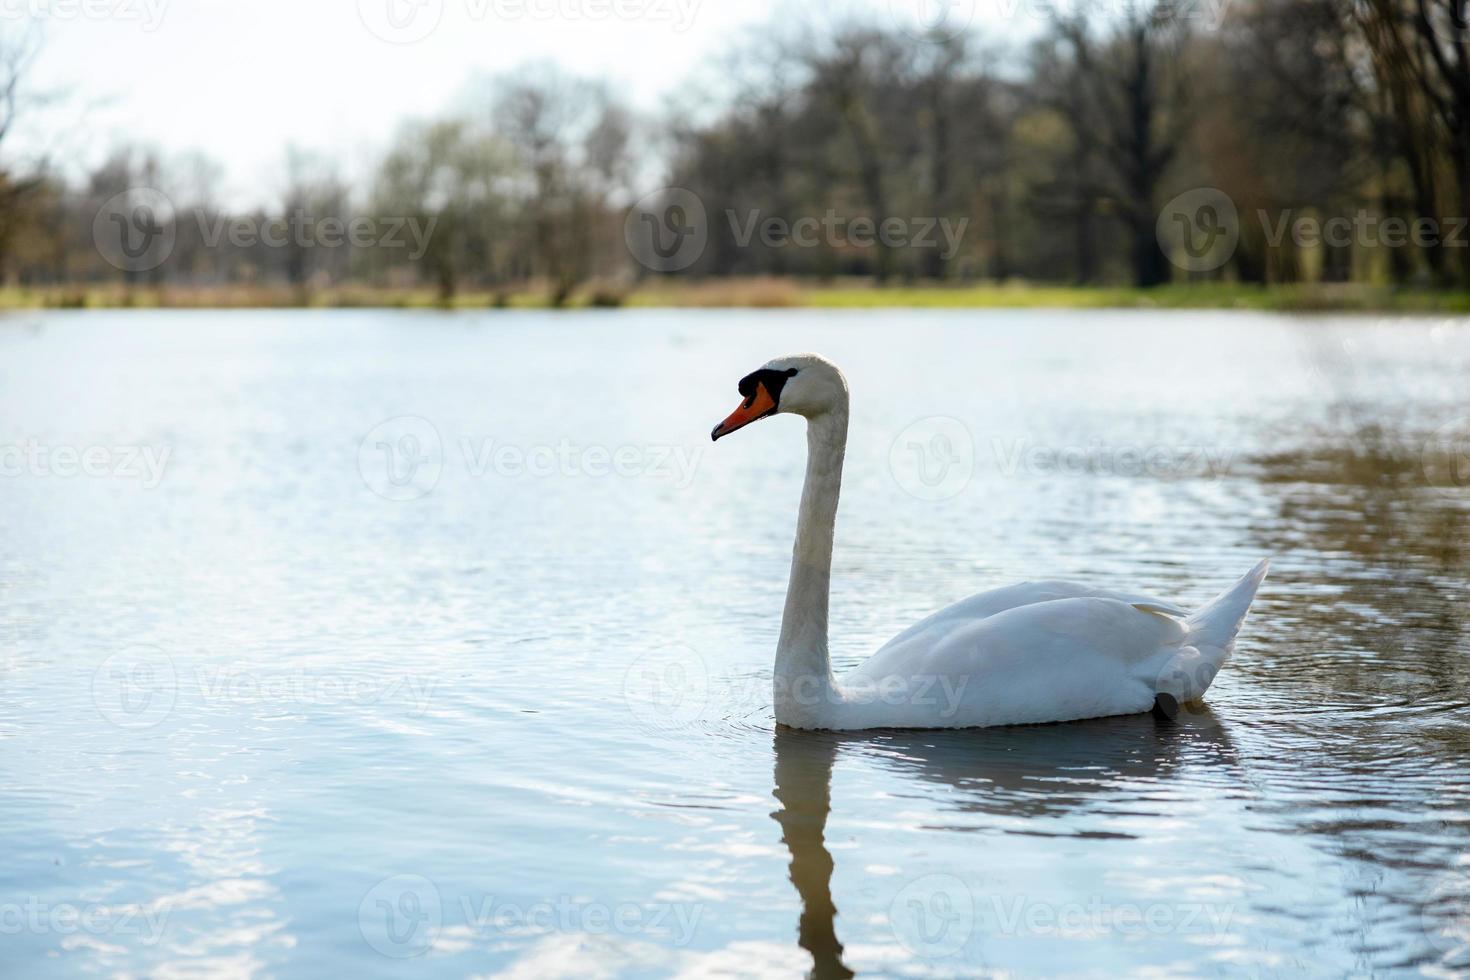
[711,353,848,441]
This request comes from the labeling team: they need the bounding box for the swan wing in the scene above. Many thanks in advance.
[871,580,1187,658]
[845,597,1187,729]
[826,564,1268,730]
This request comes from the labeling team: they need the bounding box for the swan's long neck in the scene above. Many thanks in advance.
[775,406,849,725]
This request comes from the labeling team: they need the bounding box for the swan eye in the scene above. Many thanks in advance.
[715,367,797,441]
[737,367,798,406]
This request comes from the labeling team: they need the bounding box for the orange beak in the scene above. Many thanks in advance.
[711,382,777,441]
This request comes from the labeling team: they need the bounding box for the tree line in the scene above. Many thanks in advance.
[2,0,1468,300]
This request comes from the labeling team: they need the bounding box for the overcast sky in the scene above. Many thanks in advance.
[16,0,1034,206]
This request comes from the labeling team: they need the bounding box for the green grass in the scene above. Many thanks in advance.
[790,282,1470,312]
[4,280,1470,313]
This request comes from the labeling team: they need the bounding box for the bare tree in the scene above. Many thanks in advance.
[803,25,911,283]
[1208,0,1371,282]
[491,65,634,303]
[1028,31,1106,283]
[1357,0,1470,286]
[279,147,348,288]
[1047,4,1197,287]
[0,23,46,283]
[913,37,968,280]
[375,118,509,302]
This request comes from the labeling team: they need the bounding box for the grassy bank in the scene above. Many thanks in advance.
[5,280,1470,313]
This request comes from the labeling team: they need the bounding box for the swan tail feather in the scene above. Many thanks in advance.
[1151,561,1269,708]
[1184,559,1270,662]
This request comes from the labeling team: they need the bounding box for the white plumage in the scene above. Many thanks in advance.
[711,353,1269,731]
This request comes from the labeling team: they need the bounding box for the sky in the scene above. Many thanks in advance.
[13,0,1034,207]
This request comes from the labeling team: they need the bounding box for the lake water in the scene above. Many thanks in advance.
[1,308,1467,978]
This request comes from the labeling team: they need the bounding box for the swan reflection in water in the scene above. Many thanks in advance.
[769,709,1237,978]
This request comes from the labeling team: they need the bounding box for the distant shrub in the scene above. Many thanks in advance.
[585,281,628,308]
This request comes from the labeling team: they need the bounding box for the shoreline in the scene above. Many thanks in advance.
[4,281,1470,314]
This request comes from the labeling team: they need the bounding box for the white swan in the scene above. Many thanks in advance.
[711,353,1269,731]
